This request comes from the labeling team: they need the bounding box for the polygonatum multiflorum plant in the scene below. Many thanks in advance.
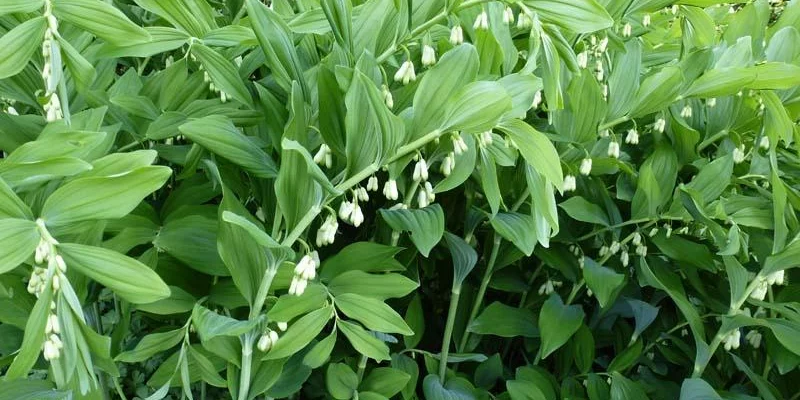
[1,0,799,399]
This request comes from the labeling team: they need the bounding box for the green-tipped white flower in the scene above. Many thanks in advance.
[516,12,532,29]
[452,134,468,155]
[441,153,454,176]
[421,44,437,67]
[450,25,464,45]
[625,129,639,145]
[367,176,379,192]
[749,277,768,301]
[277,322,288,332]
[643,14,651,27]
[745,330,762,348]
[597,37,609,53]
[563,175,577,192]
[580,158,593,176]
[732,145,746,164]
[417,189,429,208]
[394,60,416,85]
[622,23,632,37]
[654,118,666,133]
[608,141,620,158]
[620,251,630,267]
[532,90,542,109]
[723,329,741,351]
[707,97,717,107]
[502,7,515,24]
[759,136,770,150]
[316,214,338,247]
[577,51,588,69]
[473,10,489,30]
[632,232,642,246]
[314,144,332,168]
[610,241,621,254]
[383,179,399,200]
[680,104,692,118]
[413,158,429,182]
[766,270,784,286]
[479,131,493,147]
[382,85,394,109]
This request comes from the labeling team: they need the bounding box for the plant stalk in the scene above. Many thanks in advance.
[458,235,501,353]
[439,289,461,383]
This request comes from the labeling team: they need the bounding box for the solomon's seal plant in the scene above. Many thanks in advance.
[1,0,799,399]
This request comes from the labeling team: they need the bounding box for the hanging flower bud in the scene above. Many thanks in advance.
[441,153,454,177]
[473,10,489,30]
[749,278,768,301]
[367,176,379,192]
[424,181,435,202]
[707,98,717,107]
[635,245,647,256]
[620,251,630,267]
[314,144,331,167]
[394,61,416,85]
[732,145,746,164]
[450,25,464,45]
[622,23,632,37]
[597,37,609,53]
[381,85,394,109]
[43,339,60,361]
[532,90,542,109]
[577,51,588,69]
[595,59,605,81]
[599,246,609,257]
[654,118,666,133]
[479,131,493,147]
[643,14,651,27]
[452,134,468,155]
[502,7,515,24]
[625,129,639,145]
[417,189,429,208]
[610,241,621,254]
[257,331,274,351]
[723,329,741,351]
[338,200,355,221]
[351,205,364,227]
[745,330,762,348]
[563,175,577,192]
[55,255,66,273]
[759,136,770,150]
[316,215,338,247]
[413,158,429,182]
[356,187,369,202]
[580,158,593,176]
[52,274,60,291]
[421,45,437,67]
[516,12,532,29]
[277,322,288,332]
[632,232,642,246]
[383,179,399,200]
[680,104,693,118]
[608,141,620,158]
[766,270,784,286]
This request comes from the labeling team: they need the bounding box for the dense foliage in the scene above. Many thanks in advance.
[1,0,800,399]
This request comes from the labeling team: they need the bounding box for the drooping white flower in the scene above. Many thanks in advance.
[532,90,542,109]
[450,25,464,45]
[383,179,399,200]
[424,181,435,202]
[609,241,621,254]
[599,246,609,257]
[413,158,429,182]
[577,51,588,69]
[421,45,437,67]
[766,270,784,286]
[314,144,332,168]
[745,330,762,349]
[563,175,577,192]
[608,141,620,158]
[671,4,679,14]
[441,153,454,176]
[382,85,394,109]
[620,251,630,267]
[625,129,639,145]
[502,7,515,24]
[452,134,468,155]
[277,322,288,331]
[732,145,746,164]
[635,245,647,256]
[316,214,338,247]
[356,187,369,202]
[622,23,632,37]
[643,14,651,27]
[394,60,416,85]
[473,10,489,30]
[43,339,60,361]
[367,176,379,192]
[417,189,429,208]
[680,104,693,118]
[351,205,364,227]
[759,136,770,151]
[595,60,605,81]
[723,329,741,351]
[338,200,355,221]
[632,232,642,246]
[749,278,769,301]
[597,37,609,53]
[654,118,666,133]
[516,12,532,29]
[707,97,717,107]
[580,158,593,176]
[479,131,493,147]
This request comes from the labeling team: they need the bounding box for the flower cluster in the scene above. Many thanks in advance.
[538,279,563,295]
[394,60,416,85]
[749,270,785,301]
[257,329,280,352]
[41,0,62,122]
[288,252,319,296]
[314,144,333,169]
[339,190,366,227]
[315,213,338,247]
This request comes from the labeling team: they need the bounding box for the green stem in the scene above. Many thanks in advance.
[356,355,368,382]
[697,129,729,152]
[439,289,461,383]
[113,379,128,400]
[237,333,255,400]
[598,116,630,131]
[458,235,501,353]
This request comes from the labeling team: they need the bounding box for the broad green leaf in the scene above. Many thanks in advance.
[267,284,328,322]
[0,177,33,219]
[750,62,800,89]
[189,346,226,387]
[59,243,171,304]
[334,293,412,335]
[498,74,543,121]
[179,116,277,178]
[422,374,475,400]
[191,304,259,341]
[337,319,390,361]
[762,91,794,145]
[96,27,189,58]
[41,166,171,226]
[630,66,683,118]
[538,295,584,359]
[303,330,337,368]
[583,258,625,308]
[56,35,96,93]
[490,212,537,256]
[723,256,748,309]
[137,285,196,315]
[116,329,185,363]
[683,155,734,205]
[497,119,563,188]
[360,367,410,398]
[444,232,478,290]
[265,306,333,360]
[762,238,800,275]
[610,372,649,400]
[327,271,418,300]
[632,144,678,218]
[0,17,47,80]
[79,150,158,179]
[479,149,503,215]
[0,219,40,274]
[441,81,512,133]
[133,0,217,37]
[0,379,67,400]
[154,215,228,276]
[573,325,595,374]
[4,284,52,380]
[683,68,756,98]
[413,44,480,138]
[246,0,307,94]
[327,363,358,400]
[191,43,253,108]
[469,302,538,338]
[320,242,404,280]
[607,339,642,372]
[607,40,642,120]
[379,205,444,257]
[679,378,722,400]
[54,0,150,45]
[281,139,339,195]
[0,0,44,15]
[507,380,547,400]
[559,197,610,226]
[523,0,613,33]
[766,319,800,356]
[730,355,778,400]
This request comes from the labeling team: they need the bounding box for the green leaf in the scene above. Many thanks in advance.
[679,378,722,400]
[559,197,610,226]
[750,62,800,89]
[0,379,67,400]
[303,330,337,368]
[220,211,281,248]
[497,119,563,188]
[683,155,733,205]
[327,271,418,300]
[265,306,333,360]
[507,380,547,400]
[334,293,412,335]
[379,205,444,257]
[762,238,800,276]
[0,0,44,15]
[490,212,537,256]
[766,319,800,356]
[522,0,613,33]
[583,258,625,308]
[0,219,39,274]
[41,166,171,226]
[337,320,390,361]
[422,374,475,400]
[538,295,584,359]
[59,243,170,304]
[56,35,96,93]
[4,284,52,379]
[469,302,538,338]
[683,68,756,98]
[267,284,328,322]
[0,17,47,80]
[730,354,778,400]
[320,242,404,280]
[441,81,512,133]
[630,66,683,118]
[191,43,253,107]
[116,329,185,363]
[723,256,748,309]
[444,232,478,290]
[479,149,502,216]
[133,0,217,37]
[96,26,189,58]
[609,372,649,400]
[137,285,196,315]
[413,44,479,138]
[573,325,595,374]
[0,178,33,219]
[607,339,642,372]
[326,363,358,400]
[246,0,307,94]
[154,215,228,276]
[54,0,150,45]
[179,116,277,178]
[191,304,259,342]
[360,367,410,398]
